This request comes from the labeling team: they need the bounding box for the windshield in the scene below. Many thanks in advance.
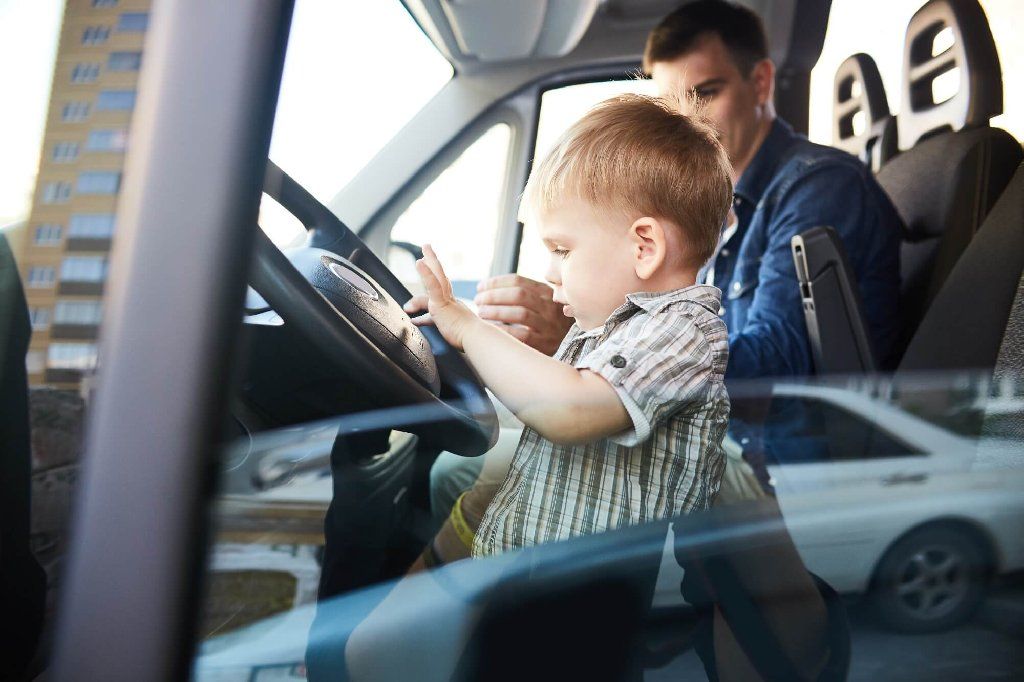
[260,0,453,248]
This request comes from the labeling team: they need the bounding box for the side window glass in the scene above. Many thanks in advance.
[517,80,657,281]
[389,123,511,299]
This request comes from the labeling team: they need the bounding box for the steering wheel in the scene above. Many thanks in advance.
[247,161,497,457]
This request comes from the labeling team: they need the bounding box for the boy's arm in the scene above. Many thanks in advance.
[409,245,630,445]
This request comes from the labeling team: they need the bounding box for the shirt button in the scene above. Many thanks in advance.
[610,355,627,368]
[732,281,742,292]
[721,248,731,257]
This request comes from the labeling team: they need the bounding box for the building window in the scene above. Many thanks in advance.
[34,224,63,246]
[26,351,45,374]
[71,63,101,84]
[95,90,136,111]
[42,182,72,204]
[117,12,148,32]
[27,266,56,288]
[52,142,80,162]
[60,256,108,283]
[68,214,116,238]
[47,343,99,371]
[82,26,110,45]
[77,171,121,195]
[86,129,128,152]
[29,307,51,331]
[107,51,141,72]
[62,102,90,122]
[55,300,104,325]
[92,0,118,7]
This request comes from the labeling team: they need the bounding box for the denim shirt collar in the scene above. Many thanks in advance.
[733,118,799,206]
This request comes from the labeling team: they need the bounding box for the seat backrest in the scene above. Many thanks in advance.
[898,162,1024,374]
[0,233,47,677]
[792,226,877,374]
[875,0,1022,353]
[832,53,898,172]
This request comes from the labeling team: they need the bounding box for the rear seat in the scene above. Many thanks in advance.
[878,0,1022,351]
[832,53,898,172]
[794,0,1022,375]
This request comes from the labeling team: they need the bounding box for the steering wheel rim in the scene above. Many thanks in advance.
[248,161,497,457]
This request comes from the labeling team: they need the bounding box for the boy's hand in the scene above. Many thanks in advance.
[404,244,479,351]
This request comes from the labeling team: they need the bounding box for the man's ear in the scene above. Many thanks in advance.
[629,217,667,280]
[751,58,775,107]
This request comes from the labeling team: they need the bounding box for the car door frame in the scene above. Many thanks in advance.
[49,2,294,680]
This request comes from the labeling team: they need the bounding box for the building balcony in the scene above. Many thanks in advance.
[58,281,105,296]
[66,237,113,252]
[50,323,100,341]
[44,368,84,384]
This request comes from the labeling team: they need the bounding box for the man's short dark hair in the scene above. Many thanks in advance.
[643,0,769,76]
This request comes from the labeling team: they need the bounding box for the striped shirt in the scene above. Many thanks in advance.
[473,284,730,557]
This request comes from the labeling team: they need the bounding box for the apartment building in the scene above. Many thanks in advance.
[20,0,150,389]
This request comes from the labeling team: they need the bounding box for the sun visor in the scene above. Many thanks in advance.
[439,0,599,62]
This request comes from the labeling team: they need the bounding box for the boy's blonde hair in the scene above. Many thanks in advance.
[521,91,733,266]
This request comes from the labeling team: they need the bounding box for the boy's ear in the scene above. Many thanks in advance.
[629,217,667,280]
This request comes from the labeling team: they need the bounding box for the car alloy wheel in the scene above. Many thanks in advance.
[871,526,988,633]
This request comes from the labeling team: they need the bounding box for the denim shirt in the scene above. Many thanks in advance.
[700,118,903,379]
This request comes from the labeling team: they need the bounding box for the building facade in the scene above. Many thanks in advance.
[19,0,150,389]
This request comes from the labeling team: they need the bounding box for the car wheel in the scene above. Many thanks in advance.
[870,526,989,633]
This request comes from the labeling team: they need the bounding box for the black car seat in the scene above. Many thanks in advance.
[792,225,879,373]
[876,0,1022,351]
[0,234,47,679]
[833,53,898,172]
[897,161,1024,375]
[794,0,1022,375]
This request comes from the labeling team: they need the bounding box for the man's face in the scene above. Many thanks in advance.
[650,33,772,174]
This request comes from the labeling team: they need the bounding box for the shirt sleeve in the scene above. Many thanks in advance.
[727,161,889,379]
[577,308,718,446]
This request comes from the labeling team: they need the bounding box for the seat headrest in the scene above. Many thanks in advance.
[833,53,898,170]
[897,0,1002,150]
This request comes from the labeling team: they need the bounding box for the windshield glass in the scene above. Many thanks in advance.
[260,0,453,247]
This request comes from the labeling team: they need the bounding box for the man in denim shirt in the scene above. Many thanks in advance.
[641,0,902,481]
[644,0,902,378]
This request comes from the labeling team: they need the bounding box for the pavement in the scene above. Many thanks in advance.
[646,592,1024,681]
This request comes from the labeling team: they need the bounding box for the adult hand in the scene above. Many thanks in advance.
[473,274,573,356]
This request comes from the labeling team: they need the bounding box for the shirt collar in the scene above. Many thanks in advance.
[733,118,799,206]
[625,284,722,314]
[569,284,723,341]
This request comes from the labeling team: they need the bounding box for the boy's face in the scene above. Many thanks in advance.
[537,200,642,331]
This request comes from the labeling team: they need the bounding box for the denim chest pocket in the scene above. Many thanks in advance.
[727,259,760,300]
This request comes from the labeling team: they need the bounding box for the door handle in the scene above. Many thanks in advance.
[881,472,928,486]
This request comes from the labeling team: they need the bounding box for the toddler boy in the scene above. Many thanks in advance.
[407,92,733,556]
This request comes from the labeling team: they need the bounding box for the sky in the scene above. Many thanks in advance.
[0,0,63,228]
